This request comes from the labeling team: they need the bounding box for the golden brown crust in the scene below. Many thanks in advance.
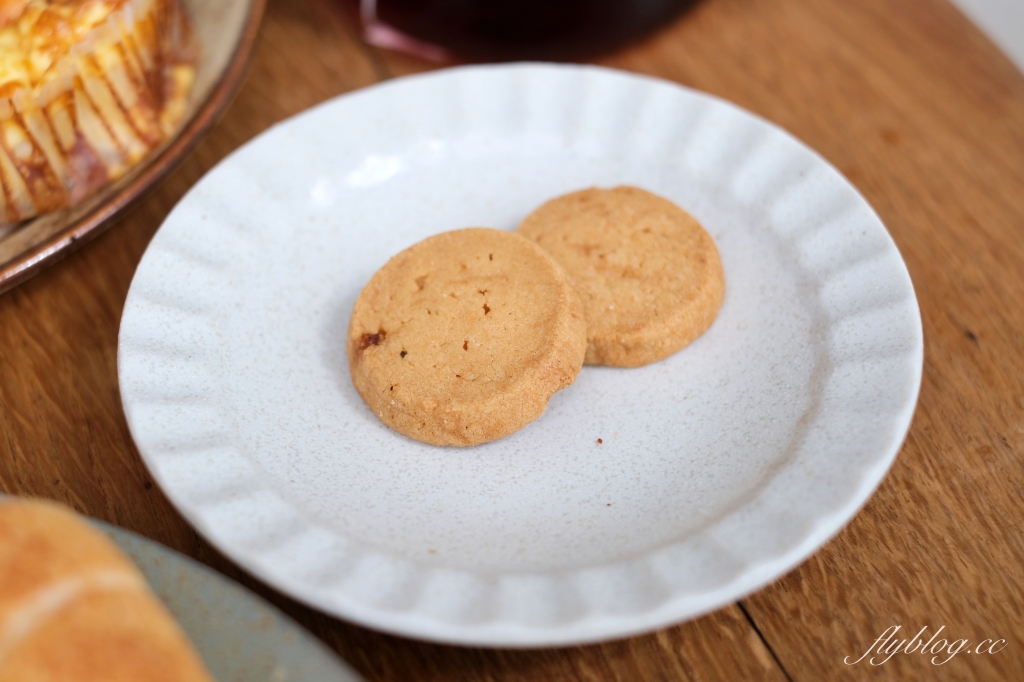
[0,497,132,618]
[2,590,214,682]
[0,0,195,224]
[347,228,588,446]
[518,186,725,368]
[0,498,215,682]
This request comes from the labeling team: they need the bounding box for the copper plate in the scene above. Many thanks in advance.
[0,0,268,295]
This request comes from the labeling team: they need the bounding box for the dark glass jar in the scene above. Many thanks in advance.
[362,0,701,62]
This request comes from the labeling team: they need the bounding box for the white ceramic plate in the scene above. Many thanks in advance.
[118,64,923,647]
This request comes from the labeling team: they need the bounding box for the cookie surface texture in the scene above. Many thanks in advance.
[347,228,587,446]
[518,186,725,367]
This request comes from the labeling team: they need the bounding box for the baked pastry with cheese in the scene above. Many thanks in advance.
[0,0,194,224]
[0,497,215,682]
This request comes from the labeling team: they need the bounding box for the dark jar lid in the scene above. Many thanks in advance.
[364,0,702,62]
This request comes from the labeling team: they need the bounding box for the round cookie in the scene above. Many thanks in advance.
[518,186,725,367]
[347,228,587,446]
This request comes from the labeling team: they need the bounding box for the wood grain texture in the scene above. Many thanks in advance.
[2,0,1023,679]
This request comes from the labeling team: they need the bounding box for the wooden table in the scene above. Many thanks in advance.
[2,0,1022,679]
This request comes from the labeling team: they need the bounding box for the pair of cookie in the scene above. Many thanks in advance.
[347,187,725,446]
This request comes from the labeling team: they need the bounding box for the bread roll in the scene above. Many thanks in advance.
[0,497,215,682]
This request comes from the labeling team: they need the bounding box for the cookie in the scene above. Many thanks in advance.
[347,228,587,446]
[518,186,725,367]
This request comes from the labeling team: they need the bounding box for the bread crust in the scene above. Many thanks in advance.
[0,498,215,682]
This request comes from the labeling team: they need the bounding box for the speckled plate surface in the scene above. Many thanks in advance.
[99,522,363,682]
[118,63,923,646]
